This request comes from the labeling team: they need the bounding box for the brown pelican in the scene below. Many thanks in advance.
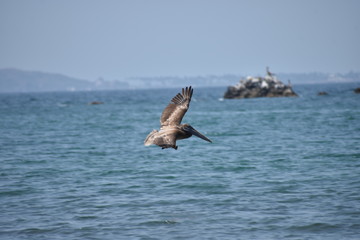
[144,86,212,150]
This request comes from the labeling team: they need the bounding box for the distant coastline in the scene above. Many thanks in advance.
[0,68,129,93]
[1,68,359,93]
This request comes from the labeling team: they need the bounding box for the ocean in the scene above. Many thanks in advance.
[1,83,359,240]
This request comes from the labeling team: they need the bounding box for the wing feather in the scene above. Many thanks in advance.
[144,129,177,147]
[160,86,193,126]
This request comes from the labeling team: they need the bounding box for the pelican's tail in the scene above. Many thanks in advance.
[144,130,158,146]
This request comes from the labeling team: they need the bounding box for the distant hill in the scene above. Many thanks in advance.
[0,68,129,93]
[127,71,360,88]
[276,71,360,85]
[1,68,359,92]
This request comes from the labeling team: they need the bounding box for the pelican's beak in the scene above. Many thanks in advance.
[187,126,212,143]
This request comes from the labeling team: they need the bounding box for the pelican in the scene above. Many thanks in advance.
[144,86,212,150]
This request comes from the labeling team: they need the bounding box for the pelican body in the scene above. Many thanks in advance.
[144,86,212,150]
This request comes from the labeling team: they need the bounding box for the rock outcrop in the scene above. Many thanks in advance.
[224,68,298,99]
[89,101,104,105]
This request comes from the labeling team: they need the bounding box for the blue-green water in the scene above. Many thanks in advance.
[1,83,360,240]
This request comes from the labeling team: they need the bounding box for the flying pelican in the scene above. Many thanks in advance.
[144,86,212,150]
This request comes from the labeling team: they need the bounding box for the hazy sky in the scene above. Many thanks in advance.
[1,0,359,80]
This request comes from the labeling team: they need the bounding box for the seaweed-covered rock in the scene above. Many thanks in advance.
[224,68,298,99]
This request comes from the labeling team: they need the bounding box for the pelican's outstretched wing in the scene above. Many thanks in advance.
[160,86,193,127]
[144,129,177,148]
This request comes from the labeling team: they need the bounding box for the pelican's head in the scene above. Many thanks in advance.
[182,124,212,143]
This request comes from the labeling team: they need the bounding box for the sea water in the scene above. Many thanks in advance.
[1,83,360,239]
